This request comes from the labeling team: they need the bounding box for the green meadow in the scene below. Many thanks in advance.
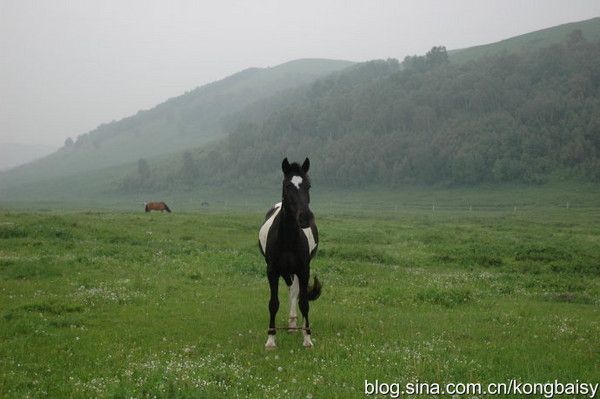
[1,189,599,398]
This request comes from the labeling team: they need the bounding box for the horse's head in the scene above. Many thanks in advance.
[281,157,313,228]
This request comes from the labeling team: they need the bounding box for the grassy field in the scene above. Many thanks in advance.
[1,203,599,397]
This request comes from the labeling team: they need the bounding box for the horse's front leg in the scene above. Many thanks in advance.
[265,269,279,349]
[298,273,313,347]
[288,274,299,332]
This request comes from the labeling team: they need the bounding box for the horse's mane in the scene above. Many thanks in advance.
[286,162,304,175]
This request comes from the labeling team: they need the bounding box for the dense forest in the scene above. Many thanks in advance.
[121,30,600,192]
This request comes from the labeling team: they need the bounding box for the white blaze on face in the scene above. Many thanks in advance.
[291,175,303,189]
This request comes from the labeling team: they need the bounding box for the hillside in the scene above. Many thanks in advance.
[0,143,56,171]
[120,28,600,191]
[0,58,353,185]
[449,16,600,63]
[2,18,600,202]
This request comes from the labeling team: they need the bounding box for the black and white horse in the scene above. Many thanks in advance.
[259,158,321,348]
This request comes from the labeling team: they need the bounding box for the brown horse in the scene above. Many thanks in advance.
[144,202,171,213]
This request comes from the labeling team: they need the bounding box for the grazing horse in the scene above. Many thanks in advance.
[144,201,171,213]
[259,158,321,349]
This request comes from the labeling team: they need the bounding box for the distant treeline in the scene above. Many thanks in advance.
[120,30,600,192]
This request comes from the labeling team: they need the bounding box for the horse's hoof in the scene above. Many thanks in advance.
[288,321,298,333]
[303,336,314,348]
[265,335,277,349]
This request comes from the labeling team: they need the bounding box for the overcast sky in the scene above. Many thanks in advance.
[1,1,599,147]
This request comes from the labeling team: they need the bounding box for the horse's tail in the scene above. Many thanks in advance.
[164,204,172,213]
[307,276,322,301]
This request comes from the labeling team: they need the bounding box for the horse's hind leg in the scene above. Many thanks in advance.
[265,270,279,349]
[298,274,313,347]
[288,275,299,332]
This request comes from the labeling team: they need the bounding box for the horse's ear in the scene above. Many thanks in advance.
[302,158,310,173]
[282,158,291,174]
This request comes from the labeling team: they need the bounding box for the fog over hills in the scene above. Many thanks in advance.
[449,16,600,63]
[0,143,57,171]
[0,59,353,184]
[129,28,600,191]
[1,17,600,201]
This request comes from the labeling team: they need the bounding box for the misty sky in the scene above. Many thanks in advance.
[1,1,599,147]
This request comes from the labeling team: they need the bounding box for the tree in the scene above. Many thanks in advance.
[567,29,585,47]
[64,137,74,147]
[426,46,449,68]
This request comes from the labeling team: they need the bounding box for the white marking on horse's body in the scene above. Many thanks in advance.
[302,227,317,254]
[259,202,282,254]
[260,202,317,257]
[265,334,277,349]
[291,175,303,189]
[289,275,299,330]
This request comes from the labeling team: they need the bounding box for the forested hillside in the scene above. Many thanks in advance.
[0,59,353,185]
[3,20,600,201]
[121,29,600,192]
[449,16,600,63]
